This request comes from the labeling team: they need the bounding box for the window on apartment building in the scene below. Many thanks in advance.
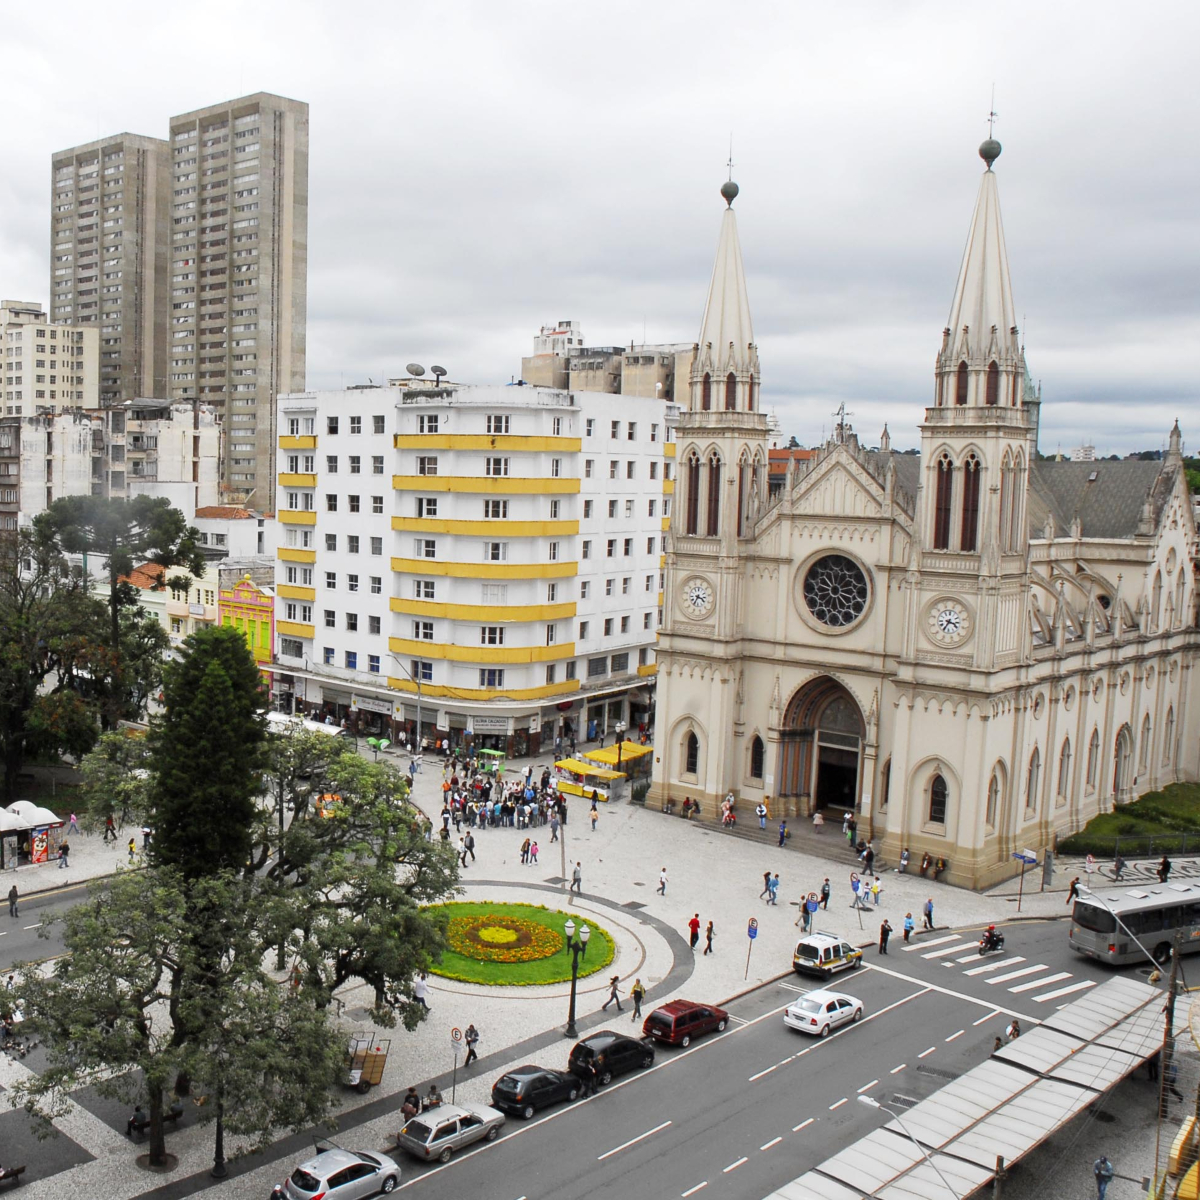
[417,539,436,558]
[287,455,300,473]
[486,414,509,434]
[347,574,359,592]
[638,647,649,667]
[412,659,433,682]
[627,422,636,440]
[585,459,594,478]
[625,499,634,518]
[620,577,630,595]
[579,621,589,639]
[369,575,381,594]
[415,579,435,599]
[481,626,504,645]
[552,417,562,436]
[414,621,434,640]
[483,499,508,519]
[285,603,299,621]
[648,499,657,517]
[327,416,338,434]
[604,618,613,636]
[373,414,385,434]
[605,579,614,597]
[642,611,653,630]
[325,534,337,551]
[485,457,509,477]
[548,541,559,561]
[418,414,438,434]
[326,494,337,512]
[372,455,384,474]
[664,462,672,481]
[368,654,381,674]
[623,538,633,556]
[288,417,301,436]
[417,497,438,518]
[588,657,607,678]
[610,420,620,438]
[417,456,437,475]
[649,461,658,480]
[626,461,635,479]
[370,536,383,555]
[324,609,336,627]
[326,455,338,473]
[620,616,630,633]
[545,664,557,685]
[345,613,358,631]
[547,582,558,602]
[479,669,505,688]
[647,537,656,554]
[348,495,360,513]
[369,615,381,634]
[606,539,615,558]
[484,541,508,561]
[280,637,303,657]
[323,647,335,665]
[551,458,562,477]
[285,566,299,584]
[585,418,594,437]
[349,416,362,434]
[325,572,336,588]
[550,499,560,519]
[608,499,618,519]
[344,535,358,554]
[348,455,361,474]
[609,461,618,479]
[582,540,591,560]
[345,651,357,669]
[650,423,658,442]
[545,623,557,645]
[611,652,629,672]
[580,581,590,600]
[583,499,593,518]
[566,660,578,680]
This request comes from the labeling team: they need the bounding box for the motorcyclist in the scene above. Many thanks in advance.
[981,924,1003,952]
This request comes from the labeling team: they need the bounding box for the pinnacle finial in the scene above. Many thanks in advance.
[721,179,739,206]
[980,90,1001,169]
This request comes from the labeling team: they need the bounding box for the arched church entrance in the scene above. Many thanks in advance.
[1113,725,1133,804]
[776,677,865,815]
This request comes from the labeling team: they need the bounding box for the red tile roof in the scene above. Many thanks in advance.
[119,562,167,590]
[194,505,257,519]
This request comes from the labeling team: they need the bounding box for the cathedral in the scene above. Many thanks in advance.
[650,140,1198,888]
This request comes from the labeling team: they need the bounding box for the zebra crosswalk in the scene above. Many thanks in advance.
[901,933,1099,1004]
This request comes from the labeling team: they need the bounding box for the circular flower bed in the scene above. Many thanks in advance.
[428,902,615,986]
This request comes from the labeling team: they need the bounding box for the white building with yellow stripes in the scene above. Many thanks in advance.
[272,382,672,755]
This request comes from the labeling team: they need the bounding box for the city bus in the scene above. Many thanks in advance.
[1069,880,1200,966]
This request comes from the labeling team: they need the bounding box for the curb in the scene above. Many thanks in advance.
[11,867,127,901]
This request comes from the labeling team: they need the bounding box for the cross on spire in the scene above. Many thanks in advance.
[726,135,734,183]
[987,85,998,138]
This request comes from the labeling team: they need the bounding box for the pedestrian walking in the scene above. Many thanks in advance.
[103,814,116,843]
[870,876,881,906]
[7,885,16,918]
[1113,854,1126,882]
[127,837,136,863]
[756,802,767,829]
[550,815,560,842]
[759,870,772,900]
[458,836,469,868]
[704,921,714,955]
[601,975,623,1012]
[993,1035,1004,1053]
[1093,1155,1114,1200]
[571,861,582,894]
[778,820,788,847]
[464,1024,479,1067]
[903,912,914,943]
[863,845,875,875]
[923,897,935,930]
[657,866,668,895]
[1158,854,1173,883]
[464,831,475,862]
[1067,876,1081,904]
[820,878,831,909]
[1005,1018,1021,1041]
[879,919,892,954]
[520,838,530,865]
[590,805,598,833]
[58,841,69,869]
[530,840,539,864]
[842,811,851,839]
[413,972,431,1011]
[767,873,780,905]
[68,812,80,836]
[581,1058,598,1096]
[630,978,646,1020]
[688,913,701,949]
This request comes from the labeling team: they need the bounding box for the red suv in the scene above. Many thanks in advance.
[641,1000,729,1047]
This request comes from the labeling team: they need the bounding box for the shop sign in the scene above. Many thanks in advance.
[436,710,450,731]
[188,603,206,616]
[351,694,394,715]
[470,716,511,733]
[528,713,541,733]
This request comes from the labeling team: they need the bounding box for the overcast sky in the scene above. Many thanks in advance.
[3,1,1197,455]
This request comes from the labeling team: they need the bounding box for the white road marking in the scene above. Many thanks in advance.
[903,934,959,951]
[793,1118,814,1132]
[777,982,809,993]
[22,924,41,930]
[918,1046,937,1058]
[1033,979,1098,1003]
[973,1010,1002,1026]
[829,1098,848,1110]
[749,1064,779,1082]
[987,964,1049,985]
[857,1079,879,1092]
[597,1120,671,1161]
[945,1030,964,1042]
[727,1015,750,1026]
[760,1136,783,1150]
[956,952,983,962]
[1009,971,1072,994]
[890,1063,907,1074]
[923,944,970,960]
[864,961,1037,1023]
[724,1157,748,1173]
[962,957,1026,976]
[681,1183,708,1197]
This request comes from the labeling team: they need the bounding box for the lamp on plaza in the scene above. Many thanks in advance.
[614,721,628,769]
[857,1095,960,1199]
[562,917,591,1039]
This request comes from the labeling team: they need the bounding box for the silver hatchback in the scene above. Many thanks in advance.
[276,1147,401,1199]
[394,1102,505,1163]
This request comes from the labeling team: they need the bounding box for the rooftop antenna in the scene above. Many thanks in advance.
[727,134,734,182]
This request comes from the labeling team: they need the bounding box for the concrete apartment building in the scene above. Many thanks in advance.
[49,134,170,403]
[272,382,672,754]
[0,409,98,530]
[2,300,99,416]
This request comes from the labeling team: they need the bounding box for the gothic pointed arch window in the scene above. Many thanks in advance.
[1164,706,1175,767]
[1009,450,1026,551]
[1175,568,1187,628]
[955,361,969,405]
[736,451,749,537]
[747,373,755,411]
[1151,570,1162,632]
[684,731,699,776]
[749,735,765,780]
[928,774,948,825]
[725,372,737,411]
[999,450,1014,553]
[960,453,981,552]
[985,361,1000,406]
[701,372,712,411]
[1057,738,1072,801]
[706,452,722,537]
[879,758,891,811]
[1025,747,1040,812]
[985,769,1000,827]
[684,452,701,536]
[1139,713,1151,773]
[933,453,954,550]
[1086,726,1100,790]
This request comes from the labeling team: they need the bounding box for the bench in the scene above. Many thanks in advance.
[0,1165,26,1187]
[128,1106,184,1140]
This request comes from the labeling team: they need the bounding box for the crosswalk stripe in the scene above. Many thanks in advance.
[956,953,983,962]
[962,956,1026,977]
[987,964,1049,985]
[1008,971,1071,994]
[923,944,970,960]
[1032,979,1098,1003]
[903,934,960,951]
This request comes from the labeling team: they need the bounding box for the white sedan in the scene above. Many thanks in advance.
[783,989,864,1037]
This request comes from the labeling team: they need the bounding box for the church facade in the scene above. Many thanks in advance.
[650,145,1199,888]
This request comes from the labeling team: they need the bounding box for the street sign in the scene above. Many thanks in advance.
[451,1026,463,1053]
[1012,850,1037,865]
[747,917,758,940]
[850,872,861,892]
[806,896,819,913]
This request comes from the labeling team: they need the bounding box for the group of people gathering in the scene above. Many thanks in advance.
[437,761,569,841]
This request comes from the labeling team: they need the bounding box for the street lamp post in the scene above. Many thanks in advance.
[857,1095,960,1198]
[614,720,627,770]
[562,917,591,1039]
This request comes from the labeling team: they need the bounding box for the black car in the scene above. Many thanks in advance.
[491,1064,580,1119]
[568,1031,654,1087]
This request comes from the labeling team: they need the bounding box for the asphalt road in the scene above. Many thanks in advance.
[0,878,79,969]
[383,916,1147,1200]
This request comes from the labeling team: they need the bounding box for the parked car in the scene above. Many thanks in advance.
[792,932,863,979]
[641,1000,729,1047]
[568,1030,655,1086]
[273,1146,401,1199]
[393,1102,505,1163]
[783,989,864,1037]
[491,1064,580,1119]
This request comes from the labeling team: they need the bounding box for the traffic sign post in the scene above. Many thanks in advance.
[450,1026,463,1102]
[1012,849,1038,913]
[745,917,758,980]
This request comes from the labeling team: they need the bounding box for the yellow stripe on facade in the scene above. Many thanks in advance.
[662,479,675,494]
[387,637,576,664]
[392,475,580,495]
[637,663,658,676]
[276,584,316,602]
[279,435,317,450]
[391,517,579,537]
[386,676,581,702]
[279,510,317,526]
[664,442,676,457]
[390,557,578,579]
[277,620,315,639]
[390,598,578,622]
[278,473,317,488]
[278,548,317,563]
[394,434,581,452]
[660,517,671,531]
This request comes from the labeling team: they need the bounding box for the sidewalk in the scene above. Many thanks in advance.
[4,821,138,899]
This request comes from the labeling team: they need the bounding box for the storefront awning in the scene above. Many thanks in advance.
[553,758,625,780]
[583,741,652,766]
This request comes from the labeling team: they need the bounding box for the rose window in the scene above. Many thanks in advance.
[802,555,869,627]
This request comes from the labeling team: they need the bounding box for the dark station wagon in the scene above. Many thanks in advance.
[567,1030,654,1086]
[641,1000,730,1047]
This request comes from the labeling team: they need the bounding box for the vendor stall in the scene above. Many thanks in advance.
[4,802,64,865]
[553,758,626,803]
[582,741,653,782]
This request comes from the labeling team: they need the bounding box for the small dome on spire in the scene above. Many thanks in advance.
[979,138,1002,169]
[721,179,739,206]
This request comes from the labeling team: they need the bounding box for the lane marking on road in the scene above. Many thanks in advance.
[1033,979,1098,1003]
[956,952,983,962]
[962,957,1026,976]
[857,1079,879,1093]
[727,1015,750,1026]
[793,1118,814,1132]
[890,1063,907,1074]
[597,1119,671,1160]
[1008,971,1071,994]
[987,964,1049,986]
[918,1046,937,1058]
[863,962,1037,1023]
[923,944,970,960]
[724,1157,748,1173]
[973,1010,1002,1026]
[681,1183,708,1197]
[749,1064,779,1082]
[945,1030,964,1042]
[777,982,809,993]
[903,934,959,951]
[22,924,41,931]
[829,1098,848,1110]
[760,1136,783,1150]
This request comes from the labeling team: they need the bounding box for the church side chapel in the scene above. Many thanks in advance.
[651,139,1198,888]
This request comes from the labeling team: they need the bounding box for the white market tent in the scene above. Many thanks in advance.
[4,801,62,827]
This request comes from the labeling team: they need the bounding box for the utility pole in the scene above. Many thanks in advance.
[1153,932,1183,1192]
[992,1154,1006,1197]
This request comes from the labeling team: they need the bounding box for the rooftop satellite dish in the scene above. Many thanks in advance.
[406,363,426,377]
[431,365,447,380]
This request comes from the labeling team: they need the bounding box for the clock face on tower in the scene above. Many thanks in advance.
[680,575,715,619]
[925,598,972,647]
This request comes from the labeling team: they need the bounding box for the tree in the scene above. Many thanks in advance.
[0,529,105,803]
[149,625,268,879]
[77,730,153,833]
[34,496,204,726]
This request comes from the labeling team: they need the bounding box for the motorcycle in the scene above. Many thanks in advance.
[978,930,1005,955]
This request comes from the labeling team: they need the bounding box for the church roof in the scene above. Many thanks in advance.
[1027,459,1175,539]
[697,204,755,365]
